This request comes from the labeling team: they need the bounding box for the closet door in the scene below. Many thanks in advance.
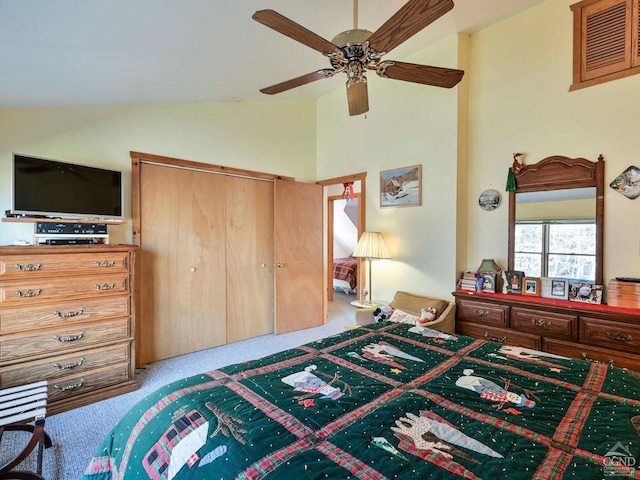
[226,176,274,343]
[139,163,227,364]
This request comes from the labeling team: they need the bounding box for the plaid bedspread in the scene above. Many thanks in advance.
[333,257,357,289]
[83,322,640,479]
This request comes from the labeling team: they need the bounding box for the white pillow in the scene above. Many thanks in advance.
[388,309,419,324]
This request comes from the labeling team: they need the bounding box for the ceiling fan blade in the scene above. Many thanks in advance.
[346,79,369,116]
[260,69,337,95]
[252,10,338,55]
[367,0,454,55]
[377,61,464,88]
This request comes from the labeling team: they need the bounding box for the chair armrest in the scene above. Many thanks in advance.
[354,308,377,326]
[426,302,456,333]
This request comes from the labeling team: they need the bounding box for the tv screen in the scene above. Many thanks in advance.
[11,154,123,220]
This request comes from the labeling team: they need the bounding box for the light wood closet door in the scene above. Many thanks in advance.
[139,163,227,364]
[226,176,274,343]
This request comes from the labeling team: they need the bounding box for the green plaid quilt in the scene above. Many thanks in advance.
[83,322,640,479]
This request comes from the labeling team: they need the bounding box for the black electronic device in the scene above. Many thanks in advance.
[615,277,640,283]
[10,154,123,220]
[35,222,108,235]
[44,238,95,246]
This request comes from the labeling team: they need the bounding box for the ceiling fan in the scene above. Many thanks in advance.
[252,0,465,116]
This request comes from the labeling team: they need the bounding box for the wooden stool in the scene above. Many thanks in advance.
[0,381,52,480]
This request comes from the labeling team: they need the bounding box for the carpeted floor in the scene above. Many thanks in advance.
[1,291,357,480]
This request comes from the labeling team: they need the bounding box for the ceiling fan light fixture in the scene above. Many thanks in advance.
[345,61,365,81]
[331,29,372,48]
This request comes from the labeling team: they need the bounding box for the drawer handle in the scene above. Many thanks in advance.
[531,319,552,328]
[581,353,615,366]
[15,263,42,271]
[15,288,42,297]
[484,332,507,343]
[605,332,634,342]
[53,357,85,370]
[473,309,490,317]
[53,307,85,318]
[94,260,116,267]
[53,331,85,342]
[53,379,85,392]
[95,283,116,290]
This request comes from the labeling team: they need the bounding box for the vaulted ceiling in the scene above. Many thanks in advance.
[0,0,545,108]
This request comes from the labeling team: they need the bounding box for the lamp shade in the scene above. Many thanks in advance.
[476,259,501,273]
[352,232,390,259]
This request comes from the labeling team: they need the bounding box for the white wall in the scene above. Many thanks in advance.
[317,35,467,302]
[0,101,317,245]
[333,198,358,258]
[467,0,640,281]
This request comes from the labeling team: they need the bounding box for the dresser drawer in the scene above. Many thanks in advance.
[457,323,541,350]
[47,363,131,403]
[511,307,577,340]
[456,299,508,326]
[0,295,129,333]
[579,316,640,351]
[0,342,130,387]
[609,280,640,295]
[544,338,640,373]
[0,251,130,279]
[0,273,129,306]
[0,317,131,361]
[607,293,640,309]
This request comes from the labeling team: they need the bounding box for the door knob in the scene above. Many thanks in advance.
[274,263,285,268]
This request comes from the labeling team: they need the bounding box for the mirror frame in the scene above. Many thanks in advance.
[508,155,605,286]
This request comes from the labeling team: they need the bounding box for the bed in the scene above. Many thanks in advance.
[333,256,357,293]
[83,321,640,479]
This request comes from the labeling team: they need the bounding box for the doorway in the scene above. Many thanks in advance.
[317,173,367,303]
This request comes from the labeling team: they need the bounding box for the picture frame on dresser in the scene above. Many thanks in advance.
[481,273,497,293]
[549,278,569,300]
[568,282,603,304]
[505,270,524,294]
[522,277,541,297]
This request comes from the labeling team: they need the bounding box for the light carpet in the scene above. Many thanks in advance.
[1,292,357,480]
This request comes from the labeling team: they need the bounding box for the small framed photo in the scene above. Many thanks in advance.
[549,278,569,300]
[505,270,525,294]
[482,273,497,293]
[380,165,422,208]
[569,282,603,304]
[522,277,541,297]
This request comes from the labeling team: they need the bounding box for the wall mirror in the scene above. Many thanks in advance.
[508,155,604,286]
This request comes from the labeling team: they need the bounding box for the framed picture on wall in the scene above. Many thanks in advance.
[380,165,422,208]
[505,270,525,294]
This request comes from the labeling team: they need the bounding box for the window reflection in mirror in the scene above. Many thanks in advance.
[514,188,596,282]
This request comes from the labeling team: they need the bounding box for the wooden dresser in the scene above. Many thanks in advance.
[453,290,640,372]
[0,244,137,416]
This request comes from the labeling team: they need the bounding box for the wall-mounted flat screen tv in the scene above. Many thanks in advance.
[11,154,123,220]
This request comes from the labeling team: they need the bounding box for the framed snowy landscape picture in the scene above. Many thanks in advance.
[380,164,422,208]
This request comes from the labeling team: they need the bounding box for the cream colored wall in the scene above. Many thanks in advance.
[467,0,640,281]
[317,35,468,302]
[0,101,317,246]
